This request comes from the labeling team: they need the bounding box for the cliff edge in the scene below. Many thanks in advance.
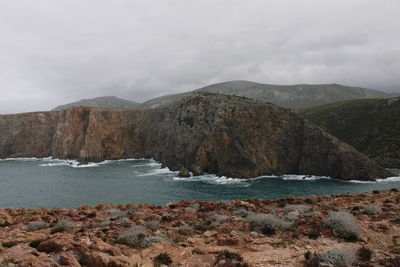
[0,93,393,180]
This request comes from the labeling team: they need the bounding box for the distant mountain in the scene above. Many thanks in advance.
[52,96,139,111]
[140,80,398,109]
[301,97,400,168]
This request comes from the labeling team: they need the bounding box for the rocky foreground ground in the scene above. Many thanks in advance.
[0,189,399,267]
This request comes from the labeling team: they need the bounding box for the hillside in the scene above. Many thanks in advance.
[52,96,139,111]
[140,80,397,109]
[0,93,393,180]
[301,97,400,168]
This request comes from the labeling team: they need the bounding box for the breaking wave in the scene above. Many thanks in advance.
[173,174,250,185]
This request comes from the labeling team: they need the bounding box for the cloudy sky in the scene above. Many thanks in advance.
[0,0,399,113]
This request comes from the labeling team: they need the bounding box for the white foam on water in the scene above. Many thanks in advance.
[36,157,160,168]
[71,162,100,168]
[138,167,177,176]
[347,175,400,184]
[281,174,330,181]
[173,174,249,185]
[132,162,162,168]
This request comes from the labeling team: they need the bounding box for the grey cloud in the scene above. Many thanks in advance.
[0,0,399,113]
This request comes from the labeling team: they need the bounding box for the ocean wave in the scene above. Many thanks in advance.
[347,175,400,183]
[138,167,177,176]
[132,162,162,168]
[36,157,160,168]
[281,174,330,181]
[173,174,250,185]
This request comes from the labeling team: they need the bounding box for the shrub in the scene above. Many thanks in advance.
[247,213,292,236]
[184,207,197,213]
[324,211,361,241]
[234,209,250,218]
[51,220,74,234]
[189,203,200,209]
[305,249,356,267]
[178,224,194,236]
[118,226,149,248]
[215,251,249,267]
[99,220,111,227]
[145,235,169,244]
[144,220,160,231]
[357,247,373,261]
[394,213,400,224]
[305,195,317,204]
[107,208,125,218]
[284,213,299,222]
[205,214,228,228]
[284,204,311,213]
[218,200,231,206]
[154,253,172,267]
[27,221,48,232]
[362,205,382,215]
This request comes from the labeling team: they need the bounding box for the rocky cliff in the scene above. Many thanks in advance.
[0,93,393,180]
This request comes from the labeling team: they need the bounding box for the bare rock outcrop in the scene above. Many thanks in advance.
[0,93,393,180]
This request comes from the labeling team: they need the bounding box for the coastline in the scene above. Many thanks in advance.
[1,189,399,266]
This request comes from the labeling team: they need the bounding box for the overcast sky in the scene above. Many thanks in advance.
[0,0,399,113]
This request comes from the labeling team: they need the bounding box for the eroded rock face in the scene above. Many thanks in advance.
[0,93,393,180]
[0,112,59,158]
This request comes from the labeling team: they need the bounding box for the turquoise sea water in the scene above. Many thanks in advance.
[0,158,399,209]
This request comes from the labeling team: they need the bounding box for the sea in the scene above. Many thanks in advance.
[0,157,399,209]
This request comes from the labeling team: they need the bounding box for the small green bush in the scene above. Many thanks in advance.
[284,204,311,213]
[51,220,74,234]
[362,205,382,215]
[357,247,373,261]
[154,253,172,267]
[305,195,317,204]
[144,220,160,231]
[247,213,292,236]
[27,221,48,232]
[107,208,126,218]
[145,235,169,244]
[118,225,149,248]
[178,224,194,236]
[324,211,361,241]
[305,249,356,267]
[205,214,228,228]
[234,209,250,218]
[215,251,249,267]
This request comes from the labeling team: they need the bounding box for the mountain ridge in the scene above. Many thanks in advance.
[139,80,398,109]
[51,81,398,111]
[52,96,139,111]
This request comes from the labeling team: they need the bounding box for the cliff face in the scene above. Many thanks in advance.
[0,112,59,158]
[0,93,393,180]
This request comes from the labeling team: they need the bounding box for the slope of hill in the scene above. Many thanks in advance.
[140,80,397,109]
[0,93,392,180]
[52,96,139,111]
[301,97,400,168]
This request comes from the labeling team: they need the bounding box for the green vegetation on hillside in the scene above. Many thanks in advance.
[301,97,400,167]
[52,96,139,111]
[139,80,397,109]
